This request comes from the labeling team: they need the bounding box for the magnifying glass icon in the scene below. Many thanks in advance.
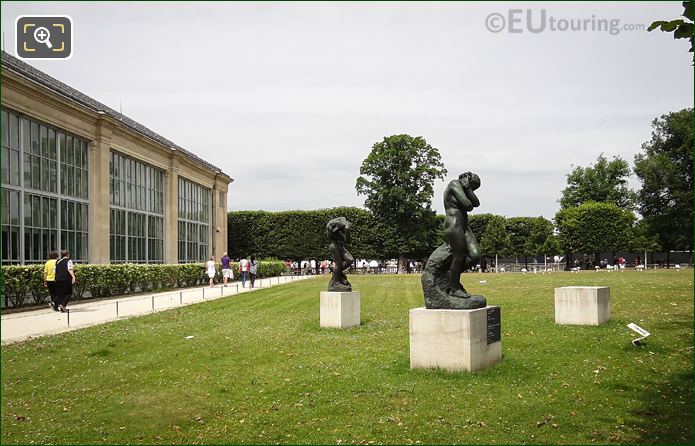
[33,26,53,49]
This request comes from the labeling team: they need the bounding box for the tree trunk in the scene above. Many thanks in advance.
[667,251,671,268]
[495,254,499,273]
[565,253,572,271]
[398,255,406,274]
[524,255,528,270]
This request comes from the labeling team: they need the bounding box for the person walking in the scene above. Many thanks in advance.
[249,256,258,289]
[206,256,216,287]
[54,250,76,313]
[221,252,233,286]
[239,256,250,288]
[43,251,59,311]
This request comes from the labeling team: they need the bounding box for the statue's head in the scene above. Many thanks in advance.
[326,217,350,241]
[458,172,481,190]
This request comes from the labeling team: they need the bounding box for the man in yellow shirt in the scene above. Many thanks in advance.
[43,251,59,311]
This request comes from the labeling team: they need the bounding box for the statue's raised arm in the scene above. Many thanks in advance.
[460,172,481,208]
[446,179,475,212]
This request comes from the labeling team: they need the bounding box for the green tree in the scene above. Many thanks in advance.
[480,215,511,272]
[505,217,554,269]
[412,213,445,260]
[555,202,636,270]
[355,134,447,268]
[538,233,561,260]
[468,213,498,241]
[429,214,447,251]
[506,217,533,268]
[633,108,694,262]
[629,220,662,265]
[525,217,555,264]
[649,1,694,64]
[559,154,636,210]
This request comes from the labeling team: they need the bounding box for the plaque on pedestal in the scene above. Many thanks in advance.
[486,306,501,344]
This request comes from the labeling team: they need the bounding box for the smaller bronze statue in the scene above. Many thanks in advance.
[327,217,354,292]
[421,172,486,309]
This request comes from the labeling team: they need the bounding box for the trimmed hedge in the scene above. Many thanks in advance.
[1,261,285,308]
[229,207,446,261]
[227,207,530,262]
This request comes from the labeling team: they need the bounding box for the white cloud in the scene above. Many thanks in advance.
[2,1,691,220]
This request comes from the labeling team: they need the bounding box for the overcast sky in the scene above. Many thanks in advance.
[2,1,692,219]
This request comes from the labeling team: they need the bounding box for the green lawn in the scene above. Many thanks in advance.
[1,270,692,444]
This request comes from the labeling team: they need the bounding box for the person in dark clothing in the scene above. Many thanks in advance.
[220,252,233,287]
[54,250,76,312]
[249,256,258,289]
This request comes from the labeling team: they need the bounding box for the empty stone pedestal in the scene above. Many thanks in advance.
[409,306,502,372]
[554,286,610,325]
[320,291,360,328]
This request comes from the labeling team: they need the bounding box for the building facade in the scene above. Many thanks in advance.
[1,51,232,265]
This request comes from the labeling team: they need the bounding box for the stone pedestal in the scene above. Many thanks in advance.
[554,286,610,325]
[409,306,502,372]
[320,291,360,328]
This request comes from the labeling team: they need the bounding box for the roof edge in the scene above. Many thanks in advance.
[1,51,232,181]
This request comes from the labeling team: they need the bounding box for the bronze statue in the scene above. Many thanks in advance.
[421,172,486,309]
[327,217,354,292]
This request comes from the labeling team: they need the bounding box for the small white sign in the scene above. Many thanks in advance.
[627,323,650,345]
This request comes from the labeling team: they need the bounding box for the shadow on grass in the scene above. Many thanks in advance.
[649,317,695,346]
[616,316,693,355]
[631,370,693,444]
[297,318,374,335]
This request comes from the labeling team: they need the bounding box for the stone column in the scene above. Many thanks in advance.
[164,154,179,264]
[212,179,229,258]
[88,116,112,264]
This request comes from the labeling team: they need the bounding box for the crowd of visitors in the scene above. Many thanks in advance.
[573,255,637,271]
[279,258,424,275]
[204,254,260,288]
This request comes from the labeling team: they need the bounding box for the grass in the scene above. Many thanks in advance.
[1,270,692,444]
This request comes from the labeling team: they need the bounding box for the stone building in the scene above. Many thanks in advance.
[1,51,232,264]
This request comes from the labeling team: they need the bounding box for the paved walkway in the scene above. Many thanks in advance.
[1,275,312,344]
